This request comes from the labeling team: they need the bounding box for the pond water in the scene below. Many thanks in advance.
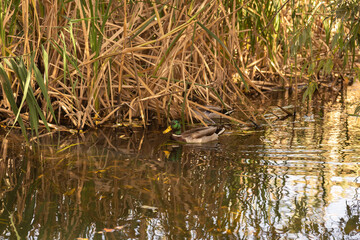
[1,83,360,239]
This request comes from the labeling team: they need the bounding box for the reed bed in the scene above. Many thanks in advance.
[0,0,359,138]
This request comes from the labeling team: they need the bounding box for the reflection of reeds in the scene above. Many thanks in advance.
[0,0,357,139]
[0,133,281,237]
[1,122,359,238]
[0,131,246,238]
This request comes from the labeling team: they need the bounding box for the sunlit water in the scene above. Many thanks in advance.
[1,83,360,239]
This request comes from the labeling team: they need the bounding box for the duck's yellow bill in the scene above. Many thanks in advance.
[163,150,170,158]
[163,126,172,134]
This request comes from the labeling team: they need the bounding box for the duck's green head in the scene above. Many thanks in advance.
[163,120,182,135]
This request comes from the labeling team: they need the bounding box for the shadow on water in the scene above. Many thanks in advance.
[1,83,360,239]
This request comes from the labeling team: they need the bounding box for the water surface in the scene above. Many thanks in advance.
[1,83,360,239]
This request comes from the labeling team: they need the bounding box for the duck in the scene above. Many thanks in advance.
[199,105,234,119]
[193,105,234,124]
[163,120,225,143]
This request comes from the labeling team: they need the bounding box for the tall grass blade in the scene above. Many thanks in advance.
[0,63,28,141]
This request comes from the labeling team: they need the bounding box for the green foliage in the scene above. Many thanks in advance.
[0,63,28,141]
[329,1,360,118]
[329,0,360,66]
[0,53,56,141]
[302,80,318,103]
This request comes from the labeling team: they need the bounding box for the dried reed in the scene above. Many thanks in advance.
[0,0,358,138]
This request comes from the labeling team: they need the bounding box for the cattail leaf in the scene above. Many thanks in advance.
[0,63,28,141]
[33,63,57,124]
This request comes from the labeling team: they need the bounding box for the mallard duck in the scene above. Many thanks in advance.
[163,120,225,143]
[193,105,234,124]
[199,105,234,119]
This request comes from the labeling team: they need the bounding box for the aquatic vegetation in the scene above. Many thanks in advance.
[0,0,358,140]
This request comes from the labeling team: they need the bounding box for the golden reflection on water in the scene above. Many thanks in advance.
[0,85,360,239]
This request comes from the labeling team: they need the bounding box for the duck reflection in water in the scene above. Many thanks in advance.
[163,144,183,161]
[162,140,221,162]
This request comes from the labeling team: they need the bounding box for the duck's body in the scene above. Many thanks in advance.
[199,105,234,119]
[163,120,225,144]
[194,105,234,124]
